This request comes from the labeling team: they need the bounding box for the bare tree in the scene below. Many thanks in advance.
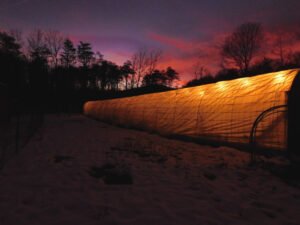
[272,33,295,67]
[27,29,50,60]
[221,22,263,75]
[273,35,285,66]
[45,30,64,67]
[147,49,162,75]
[27,29,45,52]
[8,29,23,47]
[131,48,162,88]
[132,47,148,88]
[193,61,209,80]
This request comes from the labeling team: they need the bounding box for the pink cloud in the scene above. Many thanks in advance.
[147,32,196,52]
[147,31,226,81]
[69,25,300,85]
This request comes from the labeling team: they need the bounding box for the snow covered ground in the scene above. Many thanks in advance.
[0,114,299,225]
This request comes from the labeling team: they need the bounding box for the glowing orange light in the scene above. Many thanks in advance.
[274,73,285,84]
[199,91,205,97]
[241,78,251,87]
[217,82,227,90]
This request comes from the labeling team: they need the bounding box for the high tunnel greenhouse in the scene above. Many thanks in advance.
[84,69,300,152]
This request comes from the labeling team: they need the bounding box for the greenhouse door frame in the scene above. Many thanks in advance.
[288,71,300,155]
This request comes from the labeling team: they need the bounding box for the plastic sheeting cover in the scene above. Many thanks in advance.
[84,69,299,150]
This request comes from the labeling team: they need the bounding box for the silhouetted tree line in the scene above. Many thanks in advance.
[0,29,180,113]
[2,23,299,110]
[186,22,300,87]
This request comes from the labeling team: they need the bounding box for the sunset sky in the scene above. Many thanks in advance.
[1,0,300,83]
